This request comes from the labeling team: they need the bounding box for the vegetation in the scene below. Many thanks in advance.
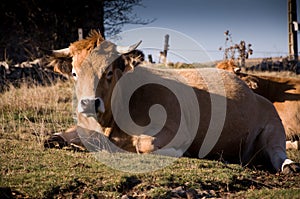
[0,0,152,63]
[1,80,300,198]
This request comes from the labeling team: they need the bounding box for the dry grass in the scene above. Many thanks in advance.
[0,80,75,144]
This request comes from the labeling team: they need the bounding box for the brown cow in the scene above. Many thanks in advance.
[217,60,300,150]
[45,34,300,173]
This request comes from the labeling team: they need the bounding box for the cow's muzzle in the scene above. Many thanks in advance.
[78,97,105,116]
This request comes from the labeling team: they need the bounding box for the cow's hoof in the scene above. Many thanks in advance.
[44,134,68,149]
[282,162,300,174]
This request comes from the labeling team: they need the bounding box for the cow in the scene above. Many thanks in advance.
[217,60,300,150]
[44,30,144,150]
[44,31,300,173]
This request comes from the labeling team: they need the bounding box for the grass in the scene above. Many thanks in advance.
[0,80,300,198]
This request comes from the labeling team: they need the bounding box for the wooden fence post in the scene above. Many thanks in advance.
[78,28,83,40]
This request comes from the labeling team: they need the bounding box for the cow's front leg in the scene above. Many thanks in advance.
[44,125,83,149]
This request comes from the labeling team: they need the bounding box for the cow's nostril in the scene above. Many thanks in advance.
[95,98,101,112]
[81,99,88,106]
[95,98,105,113]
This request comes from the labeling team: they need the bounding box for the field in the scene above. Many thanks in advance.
[1,78,300,198]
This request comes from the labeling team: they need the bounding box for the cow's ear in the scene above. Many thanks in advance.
[44,47,73,76]
[123,50,145,72]
[244,77,259,90]
[114,41,143,73]
[47,55,73,76]
[247,81,258,90]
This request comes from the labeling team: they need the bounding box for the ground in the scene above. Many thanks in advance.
[0,73,300,198]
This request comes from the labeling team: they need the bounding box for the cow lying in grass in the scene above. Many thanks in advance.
[217,60,300,150]
[44,31,300,173]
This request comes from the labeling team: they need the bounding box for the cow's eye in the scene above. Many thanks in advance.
[106,71,113,80]
[72,68,78,80]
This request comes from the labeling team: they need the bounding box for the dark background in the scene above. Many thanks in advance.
[0,0,150,63]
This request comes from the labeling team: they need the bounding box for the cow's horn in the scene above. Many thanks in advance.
[52,48,70,57]
[116,40,142,54]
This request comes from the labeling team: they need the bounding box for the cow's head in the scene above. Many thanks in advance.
[72,40,144,127]
[216,60,241,74]
[50,30,144,127]
[216,60,260,90]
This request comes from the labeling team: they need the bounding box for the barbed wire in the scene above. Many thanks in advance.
[170,48,291,55]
